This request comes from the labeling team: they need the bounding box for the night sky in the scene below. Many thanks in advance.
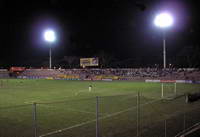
[0,0,199,68]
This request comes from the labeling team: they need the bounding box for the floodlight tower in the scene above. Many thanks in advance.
[44,29,56,69]
[154,12,174,69]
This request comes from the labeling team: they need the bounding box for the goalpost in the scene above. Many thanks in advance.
[161,82,177,99]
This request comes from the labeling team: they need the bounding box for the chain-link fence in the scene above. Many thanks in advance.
[0,93,200,137]
[0,104,34,137]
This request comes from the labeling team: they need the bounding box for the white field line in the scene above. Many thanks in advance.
[67,108,98,115]
[23,96,70,104]
[39,98,162,137]
[75,89,87,94]
[175,122,200,137]
[38,104,98,115]
[181,124,200,137]
[24,101,39,104]
[23,89,92,104]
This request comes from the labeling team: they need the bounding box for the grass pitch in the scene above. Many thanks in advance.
[0,79,200,137]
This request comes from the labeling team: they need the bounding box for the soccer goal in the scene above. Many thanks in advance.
[161,82,177,99]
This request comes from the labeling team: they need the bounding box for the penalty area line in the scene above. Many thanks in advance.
[24,101,39,104]
[23,96,70,104]
[38,104,99,115]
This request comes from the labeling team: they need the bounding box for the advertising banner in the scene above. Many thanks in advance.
[145,79,160,83]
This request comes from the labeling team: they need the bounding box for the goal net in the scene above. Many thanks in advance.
[161,82,177,99]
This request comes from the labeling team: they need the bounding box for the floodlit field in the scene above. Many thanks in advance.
[0,79,200,137]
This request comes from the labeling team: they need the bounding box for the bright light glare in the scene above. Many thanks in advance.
[154,13,173,28]
[44,30,56,42]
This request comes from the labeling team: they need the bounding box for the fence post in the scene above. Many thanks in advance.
[165,119,167,137]
[161,83,164,98]
[33,102,37,137]
[183,100,187,132]
[183,112,186,132]
[137,92,140,137]
[174,83,177,97]
[96,96,99,137]
[0,80,2,87]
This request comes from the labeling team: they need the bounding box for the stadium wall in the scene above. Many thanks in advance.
[0,69,10,78]
[145,79,200,84]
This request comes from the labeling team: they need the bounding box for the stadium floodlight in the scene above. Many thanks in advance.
[154,12,174,69]
[43,29,56,69]
[44,30,56,42]
[154,13,173,28]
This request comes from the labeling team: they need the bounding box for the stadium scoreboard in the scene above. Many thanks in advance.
[80,58,99,67]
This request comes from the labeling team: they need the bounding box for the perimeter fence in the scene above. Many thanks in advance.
[0,93,200,137]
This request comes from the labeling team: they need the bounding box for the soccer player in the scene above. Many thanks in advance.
[89,85,92,92]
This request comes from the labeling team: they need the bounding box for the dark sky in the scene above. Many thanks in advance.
[0,0,199,67]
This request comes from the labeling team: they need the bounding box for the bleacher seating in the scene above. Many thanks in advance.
[20,69,64,78]
[18,68,200,81]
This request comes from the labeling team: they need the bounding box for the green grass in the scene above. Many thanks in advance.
[0,79,200,137]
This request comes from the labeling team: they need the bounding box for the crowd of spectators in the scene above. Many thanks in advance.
[18,68,200,81]
[20,69,64,78]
